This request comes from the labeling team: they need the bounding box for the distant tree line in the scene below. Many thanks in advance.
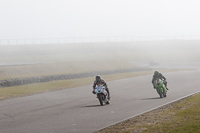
[0,67,152,87]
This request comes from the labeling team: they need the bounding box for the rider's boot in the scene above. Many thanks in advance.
[164,82,169,90]
[106,88,111,100]
[108,95,111,100]
[166,86,169,90]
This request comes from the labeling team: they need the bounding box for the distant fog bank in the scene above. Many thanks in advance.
[0,40,200,64]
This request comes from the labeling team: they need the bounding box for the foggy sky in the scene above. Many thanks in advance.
[1,0,200,39]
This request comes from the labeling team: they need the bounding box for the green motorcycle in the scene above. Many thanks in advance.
[154,79,167,98]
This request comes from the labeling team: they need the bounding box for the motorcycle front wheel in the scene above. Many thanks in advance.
[158,89,163,98]
[98,94,104,106]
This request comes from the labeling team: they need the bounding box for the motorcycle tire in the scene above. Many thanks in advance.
[98,94,104,106]
[159,89,163,98]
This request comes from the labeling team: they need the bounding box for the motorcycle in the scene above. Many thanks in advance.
[94,86,110,106]
[154,79,167,98]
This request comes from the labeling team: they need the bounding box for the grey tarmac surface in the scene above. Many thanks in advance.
[0,69,199,133]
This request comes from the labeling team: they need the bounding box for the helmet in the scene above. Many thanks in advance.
[154,70,159,76]
[96,75,101,82]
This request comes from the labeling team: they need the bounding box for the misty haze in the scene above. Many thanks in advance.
[0,0,200,133]
[0,39,199,67]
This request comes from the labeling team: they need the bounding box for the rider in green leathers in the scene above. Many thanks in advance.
[152,70,169,90]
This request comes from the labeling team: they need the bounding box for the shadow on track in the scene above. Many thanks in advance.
[141,97,161,100]
[80,105,103,108]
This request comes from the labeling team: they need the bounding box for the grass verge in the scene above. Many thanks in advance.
[0,61,137,80]
[97,93,200,133]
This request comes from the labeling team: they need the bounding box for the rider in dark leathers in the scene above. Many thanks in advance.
[92,75,110,100]
[152,70,169,90]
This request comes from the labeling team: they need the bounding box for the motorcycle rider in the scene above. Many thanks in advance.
[92,75,111,100]
[152,70,169,90]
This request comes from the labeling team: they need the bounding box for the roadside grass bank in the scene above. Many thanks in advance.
[0,68,192,100]
[0,61,150,87]
[97,92,200,133]
[0,61,137,80]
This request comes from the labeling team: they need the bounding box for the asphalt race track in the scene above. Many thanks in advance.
[0,69,199,133]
